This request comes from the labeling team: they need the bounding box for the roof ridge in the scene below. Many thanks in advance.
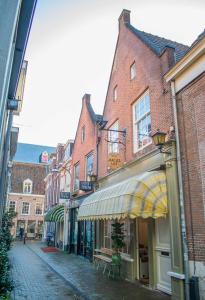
[137,28,189,48]
[127,23,189,62]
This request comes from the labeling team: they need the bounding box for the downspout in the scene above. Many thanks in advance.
[171,81,190,300]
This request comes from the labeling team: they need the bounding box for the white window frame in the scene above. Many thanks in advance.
[133,91,152,153]
[8,201,16,212]
[23,178,33,194]
[35,202,43,215]
[74,163,80,191]
[81,126,85,143]
[108,121,119,154]
[85,152,94,181]
[21,202,30,215]
[113,85,117,101]
[130,62,136,80]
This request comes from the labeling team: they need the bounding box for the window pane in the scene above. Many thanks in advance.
[86,153,94,180]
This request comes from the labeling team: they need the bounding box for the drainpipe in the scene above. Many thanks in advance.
[171,81,190,300]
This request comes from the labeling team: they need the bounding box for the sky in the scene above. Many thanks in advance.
[14,0,205,147]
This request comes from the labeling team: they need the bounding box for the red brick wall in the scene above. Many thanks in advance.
[11,162,47,195]
[98,11,174,178]
[177,72,205,262]
[71,94,98,196]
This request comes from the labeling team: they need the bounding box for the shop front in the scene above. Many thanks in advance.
[44,204,64,247]
[69,196,94,260]
[78,145,185,298]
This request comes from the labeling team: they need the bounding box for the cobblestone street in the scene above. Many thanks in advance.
[9,242,83,300]
[9,241,170,300]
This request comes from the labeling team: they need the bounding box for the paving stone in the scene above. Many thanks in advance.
[9,242,84,300]
[23,241,170,300]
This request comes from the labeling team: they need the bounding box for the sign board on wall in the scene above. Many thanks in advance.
[107,153,123,171]
[79,181,93,192]
[59,192,70,200]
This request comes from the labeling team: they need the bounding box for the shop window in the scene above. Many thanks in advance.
[133,91,151,152]
[103,219,132,255]
[108,121,119,154]
[21,202,30,215]
[81,126,85,143]
[9,201,16,212]
[113,85,117,101]
[23,178,32,194]
[130,62,136,80]
[74,163,80,191]
[35,202,43,215]
[86,152,94,180]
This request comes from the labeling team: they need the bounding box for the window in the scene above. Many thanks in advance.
[81,126,85,143]
[130,62,136,80]
[103,220,133,255]
[86,152,94,180]
[74,163,80,190]
[9,201,16,212]
[23,179,32,194]
[113,85,117,101]
[35,202,43,215]
[133,91,151,152]
[22,202,30,215]
[108,121,119,153]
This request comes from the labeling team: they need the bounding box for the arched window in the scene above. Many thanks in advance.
[23,179,33,194]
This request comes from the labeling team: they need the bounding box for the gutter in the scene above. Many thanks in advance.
[171,81,190,300]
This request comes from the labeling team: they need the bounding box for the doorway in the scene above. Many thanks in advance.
[138,219,149,284]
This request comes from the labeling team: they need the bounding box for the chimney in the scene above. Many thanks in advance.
[82,93,91,105]
[118,9,131,29]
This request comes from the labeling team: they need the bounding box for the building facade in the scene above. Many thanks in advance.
[69,94,102,258]
[44,141,73,249]
[165,30,205,300]
[0,0,37,222]
[78,10,189,299]
[8,143,55,238]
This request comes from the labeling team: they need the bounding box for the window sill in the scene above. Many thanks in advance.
[133,141,152,154]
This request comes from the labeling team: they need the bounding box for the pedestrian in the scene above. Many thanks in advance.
[19,227,24,240]
[23,232,27,244]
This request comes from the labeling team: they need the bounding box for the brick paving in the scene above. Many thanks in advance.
[9,242,83,300]
[11,240,171,300]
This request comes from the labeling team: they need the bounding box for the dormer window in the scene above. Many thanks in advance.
[113,85,117,101]
[23,179,32,194]
[130,62,136,80]
[81,126,85,143]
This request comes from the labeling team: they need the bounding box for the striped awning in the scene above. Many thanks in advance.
[44,205,64,222]
[78,171,168,220]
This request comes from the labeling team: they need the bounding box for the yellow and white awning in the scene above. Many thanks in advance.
[78,171,168,220]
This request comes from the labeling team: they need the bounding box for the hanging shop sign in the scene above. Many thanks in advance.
[79,181,93,192]
[59,192,70,200]
[108,153,123,171]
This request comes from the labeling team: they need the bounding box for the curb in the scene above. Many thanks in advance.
[26,244,92,300]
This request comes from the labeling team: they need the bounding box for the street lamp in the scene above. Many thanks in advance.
[151,129,171,154]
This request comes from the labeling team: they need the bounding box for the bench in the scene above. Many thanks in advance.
[93,248,121,278]
[93,248,113,274]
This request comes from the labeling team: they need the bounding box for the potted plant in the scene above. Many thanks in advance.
[111,221,125,265]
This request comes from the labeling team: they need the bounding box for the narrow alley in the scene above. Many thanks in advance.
[9,241,170,300]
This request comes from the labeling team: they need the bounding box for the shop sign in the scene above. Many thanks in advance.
[59,192,70,200]
[108,153,122,170]
[79,181,93,191]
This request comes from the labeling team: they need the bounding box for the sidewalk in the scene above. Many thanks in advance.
[27,241,170,300]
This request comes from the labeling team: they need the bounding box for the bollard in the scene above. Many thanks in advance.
[23,235,26,244]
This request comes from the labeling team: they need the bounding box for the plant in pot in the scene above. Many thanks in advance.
[111,221,125,265]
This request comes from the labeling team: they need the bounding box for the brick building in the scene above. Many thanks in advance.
[78,10,189,298]
[69,94,102,257]
[8,143,55,238]
[44,141,73,249]
[165,30,205,299]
